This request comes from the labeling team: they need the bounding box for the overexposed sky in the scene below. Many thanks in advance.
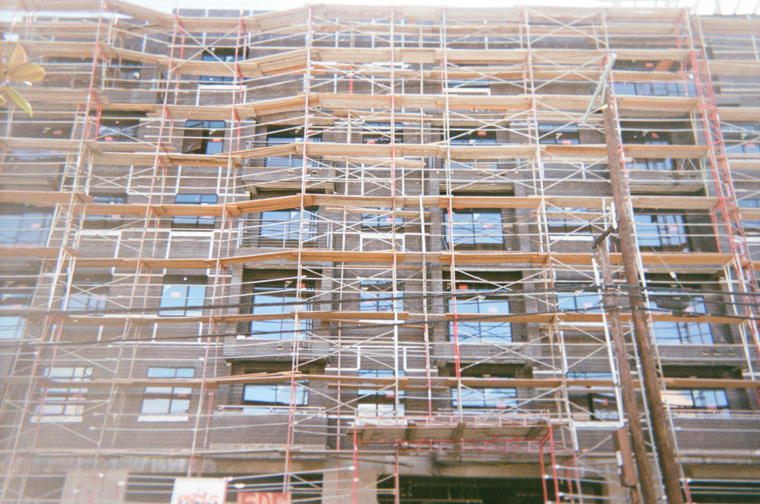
[127,0,759,15]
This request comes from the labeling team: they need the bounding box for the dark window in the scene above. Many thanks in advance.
[538,124,579,145]
[264,127,321,168]
[183,120,225,154]
[0,205,52,246]
[249,280,312,340]
[623,128,674,171]
[200,47,246,83]
[84,194,127,229]
[723,123,759,154]
[449,128,497,145]
[634,213,689,251]
[360,280,402,311]
[567,372,619,421]
[172,194,217,228]
[159,276,207,317]
[259,208,317,246]
[140,367,194,417]
[35,366,92,419]
[448,284,511,343]
[97,117,139,142]
[445,209,504,248]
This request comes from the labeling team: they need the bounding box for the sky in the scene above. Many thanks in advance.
[127,0,759,15]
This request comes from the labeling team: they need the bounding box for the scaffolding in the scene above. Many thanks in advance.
[0,2,759,503]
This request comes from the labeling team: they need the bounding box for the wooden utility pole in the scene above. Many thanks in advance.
[595,241,655,504]
[602,90,686,504]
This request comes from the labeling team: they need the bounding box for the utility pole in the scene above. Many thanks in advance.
[594,238,655,504]
[603,90,685,504]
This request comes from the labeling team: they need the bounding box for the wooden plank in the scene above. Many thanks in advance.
[0,191,91,205]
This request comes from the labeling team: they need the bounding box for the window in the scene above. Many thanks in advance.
[182,120,225,154]
[650,293,713,344]
[445,80,491,95]
[634,213,689,251]
[361,208,402,229]
[539,124,579,145]
[264,127,321,168]
[448,284,511,343]
[66,278,109,312]
[556,285,602,313]
[34,366,92,421]
[159,276,207,316]
[546,208,597,236]
[0,279,31,339]
[363,122,402,145]
[172,194,217,228]
[448,128,498,170]
[259,208,317,246]
[614,81,694,97]
[451,387,517,410]
[0,206,52,246]
[97,117,139,142]
[723,123,759,154]
[664,389,728,410]
[357,369,405,397]
[242,383,308,413]
[623,129,673,171]
[200,48,246,84]
[140,367,194,420]
[360,280,402,312]
[567,372,618,421]
[249,280,312,340]
[84,194,127,229]
[445,209,504,248]
[449,128,497,145]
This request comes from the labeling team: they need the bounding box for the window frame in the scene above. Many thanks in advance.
[444,209,505,248]
[34,366,93,422]
[172,193,218,229]
[248,281,313,340]
[258,208,317,246]
[0,205,53,246]
[139,367,195,421]
[158,276,207,317]
[182,120,225,155]
[447,283,512,343]
[634,213,689,252]
[538,124,579,145]
[359,280,402,312]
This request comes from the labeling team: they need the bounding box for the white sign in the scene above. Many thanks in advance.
[171,477,228,504]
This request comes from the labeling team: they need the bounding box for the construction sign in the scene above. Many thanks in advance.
[238,492,292,504]
[170,477,228,504]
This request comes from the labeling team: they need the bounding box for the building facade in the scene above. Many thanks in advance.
[0,1,759,503]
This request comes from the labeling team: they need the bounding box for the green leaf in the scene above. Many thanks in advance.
[6,44,28,73]
[7,62,45,83]
[2,85,33,117]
